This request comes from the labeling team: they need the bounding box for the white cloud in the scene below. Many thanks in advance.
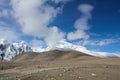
[95,39,119,46]
[67,17,90,40]
[11,0,52,37]
[45,26,65,48]
[11,0,68,47]
[67,4,94,41]
[0,22,20,42]
[78,4,94,18]
[67,29,89,41]
[80,39,119,46]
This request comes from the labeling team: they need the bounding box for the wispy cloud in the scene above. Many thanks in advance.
[67,4,94,41]
[80,38,119,46]
[93,39,119,46]
[67,4,119,47]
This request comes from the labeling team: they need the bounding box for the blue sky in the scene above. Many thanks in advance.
[0,0,120,53]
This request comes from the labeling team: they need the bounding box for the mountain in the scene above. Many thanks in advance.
[0,39,32,60]
[32,40,120,58]
[0,39,119,61]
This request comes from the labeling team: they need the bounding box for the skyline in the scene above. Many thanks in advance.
[0,0,120,53]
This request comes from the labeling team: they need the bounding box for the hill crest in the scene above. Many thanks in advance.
[12,50,93,62]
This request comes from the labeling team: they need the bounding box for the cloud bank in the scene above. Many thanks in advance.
[11,0,68,47]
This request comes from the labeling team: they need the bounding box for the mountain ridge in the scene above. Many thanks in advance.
[0,39,120,61]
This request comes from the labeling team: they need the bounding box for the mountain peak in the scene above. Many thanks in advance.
[20,41,27,45]
[0,39,32,61]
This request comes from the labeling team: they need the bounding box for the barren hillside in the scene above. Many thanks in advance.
[0,50,120,80]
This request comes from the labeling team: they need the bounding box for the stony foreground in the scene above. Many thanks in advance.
[0,58,120,80]
[0,51,120,80]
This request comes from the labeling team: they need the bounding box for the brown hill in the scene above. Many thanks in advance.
[12,50,94,62]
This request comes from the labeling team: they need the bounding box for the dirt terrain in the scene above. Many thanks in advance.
[0,50,120,80]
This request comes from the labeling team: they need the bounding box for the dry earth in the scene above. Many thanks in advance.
[0,50,120,80]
